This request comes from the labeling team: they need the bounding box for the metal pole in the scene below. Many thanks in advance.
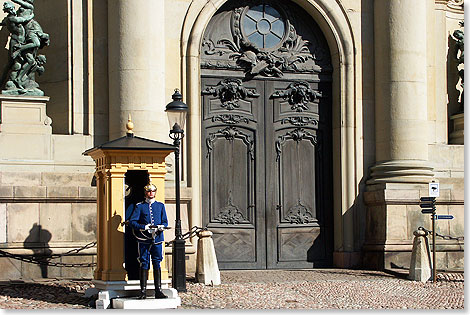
[432,212,436,283]
[174,138,181,238]
[171,137,187,292]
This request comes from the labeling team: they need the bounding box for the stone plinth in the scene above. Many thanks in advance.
[195,230,221,285]
[0,95,51,134]
[408,229,432,282]
[363,182,464,270]
[0,95,52,160]
[112,295,181,309]
[87,279,180,309]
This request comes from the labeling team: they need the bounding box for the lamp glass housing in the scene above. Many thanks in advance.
[167,111,187,133]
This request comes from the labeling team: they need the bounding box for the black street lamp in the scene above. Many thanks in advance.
[165,88,188,292]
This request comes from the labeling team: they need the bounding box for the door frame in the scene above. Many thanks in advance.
[181,0,359,266]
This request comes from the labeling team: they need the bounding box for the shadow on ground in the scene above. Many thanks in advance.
[0,281,93,307]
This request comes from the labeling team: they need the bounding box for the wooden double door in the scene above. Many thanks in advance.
[201,76,333,269]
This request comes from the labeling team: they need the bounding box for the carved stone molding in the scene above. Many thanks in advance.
[281,116,318,127]
[202,78,260,110]
[275,128,317,161]
[212,114,250,125]
[284,199,314,224]
[271,82,322,112]
[435,0,464,10]
[447,0,464,10]
[206,126,255,160]
[201,3,331,77]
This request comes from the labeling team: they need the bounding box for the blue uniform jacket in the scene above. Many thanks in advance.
[128,201,168,244]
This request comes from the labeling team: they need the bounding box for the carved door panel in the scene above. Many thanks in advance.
[265,80,332,268]
[201,0,333,269]
[201,77,266,269]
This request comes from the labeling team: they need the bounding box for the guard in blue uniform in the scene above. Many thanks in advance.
[128,183,168,299]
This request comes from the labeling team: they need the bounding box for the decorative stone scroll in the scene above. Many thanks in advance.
[201,3,331,78]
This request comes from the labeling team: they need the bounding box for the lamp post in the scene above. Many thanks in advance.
[165,88,188,292]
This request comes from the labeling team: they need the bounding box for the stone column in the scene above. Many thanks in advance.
[107,0,167,141]
[370,0,433,184]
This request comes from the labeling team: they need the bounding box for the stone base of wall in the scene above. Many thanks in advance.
[0,170,198,280]
[362,249,464,272]
[0,254,96,280]
[363,182,464,271]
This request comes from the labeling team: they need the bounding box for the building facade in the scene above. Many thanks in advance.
[0,0,464,279]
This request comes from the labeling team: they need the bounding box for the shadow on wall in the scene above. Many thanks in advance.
[447,32,463,126]
[0,16,10,89]
[23,223,52,278]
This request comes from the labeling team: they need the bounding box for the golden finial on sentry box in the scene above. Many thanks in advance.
[126,113,134,137]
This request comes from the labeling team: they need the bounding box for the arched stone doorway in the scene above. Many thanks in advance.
[200,0,333,269]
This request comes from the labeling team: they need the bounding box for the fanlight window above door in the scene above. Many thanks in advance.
[242,5,286,49]
[201,0,333,77]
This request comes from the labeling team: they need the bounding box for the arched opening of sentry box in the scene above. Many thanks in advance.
[124,170,150,280]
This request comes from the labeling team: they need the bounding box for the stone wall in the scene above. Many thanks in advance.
[363,180,464,271]
[0,169,198,280]
[0,171,97,280]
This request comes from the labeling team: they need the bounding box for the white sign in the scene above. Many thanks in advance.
[429,182,440,197]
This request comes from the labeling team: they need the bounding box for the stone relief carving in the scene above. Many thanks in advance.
[275,128,317,161]
[202,78,260,110]
[271,82,322,112]
[284,199,314,224]
[206,126,255,160]
[201,4,330,78]
[1,0,50,96]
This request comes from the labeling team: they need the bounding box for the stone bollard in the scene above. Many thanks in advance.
[408,229,432,282]
[195,230,221,285]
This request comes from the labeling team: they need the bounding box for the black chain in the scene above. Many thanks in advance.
[418,226,464,241]
[2,227,210,266]
[164,226,208,247]
[182,226,208,240]
[0,241,97,268]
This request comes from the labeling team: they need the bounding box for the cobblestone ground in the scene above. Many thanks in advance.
[0,270,464,309]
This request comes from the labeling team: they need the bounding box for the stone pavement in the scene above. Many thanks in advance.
[0,269,464,309]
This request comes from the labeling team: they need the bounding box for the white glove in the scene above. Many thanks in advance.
[144,224,151,231]
[156,225,165,231]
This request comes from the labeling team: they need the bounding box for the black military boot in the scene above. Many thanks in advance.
[138,268,148,299]
[153,266,168,299]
